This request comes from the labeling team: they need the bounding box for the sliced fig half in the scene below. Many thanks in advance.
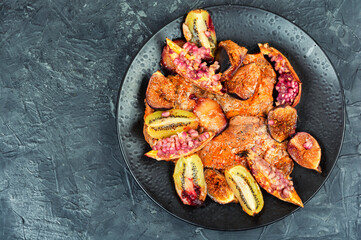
[146,71,176,109]
[173,154,207,206]
[166,38,223,94]
[145,130,214,161]
[259,43,302,107]
[193,98,227,135]
[182,9,217,57]
[287,132,321,172]
[145,109,198,139]
[160,39,186,74]
[204,169,236,204]
[225,165,264,216]
[246,151,304,207]
[267,105,297,142]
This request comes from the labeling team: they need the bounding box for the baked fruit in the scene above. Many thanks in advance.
[267,105,297,142]
[146,71,176,109]
[182,9,217,57]
[193,98,227,135]
[287,132,322,172]
[204,169,236,204]
[225,165,264,216]
[246,151,303,207]
[173,154,207,206]
[166,38,223,94]
[160,39,186,74]
[145,130,214,161]
[259,43,302,107]
[145,109,198,139]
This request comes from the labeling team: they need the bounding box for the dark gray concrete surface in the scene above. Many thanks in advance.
[0,0,360,239]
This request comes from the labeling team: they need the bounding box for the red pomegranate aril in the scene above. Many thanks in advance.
[162,111,171,117]
[303,139,313,149]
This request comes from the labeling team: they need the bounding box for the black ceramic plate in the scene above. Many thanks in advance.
[116,5,344,230]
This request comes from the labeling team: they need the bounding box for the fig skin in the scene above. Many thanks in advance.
[160,39,186,74]
[146,71,176,109]
[193,98,228,135]
[287,132,321,172]
[267,105,298,142]
[204,169,236,204]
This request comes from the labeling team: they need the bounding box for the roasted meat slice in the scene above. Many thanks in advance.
[210,53,276,118]
[225,63,260,100]
[199,115,294,175]
[167,75,205,111]
[217,40,248,82]
[199,116,260,169]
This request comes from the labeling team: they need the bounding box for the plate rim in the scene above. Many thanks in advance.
[116,4,346,231]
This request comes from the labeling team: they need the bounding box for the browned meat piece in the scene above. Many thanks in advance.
[199,116,260,169]
[168,75,205,111]
[225,63,260,100]
[199,116,293,175]
[146,52,276,118]
[210,53,276,118]
[217,40,248,82]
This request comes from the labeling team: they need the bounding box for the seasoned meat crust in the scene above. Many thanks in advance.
[199,116,293,175]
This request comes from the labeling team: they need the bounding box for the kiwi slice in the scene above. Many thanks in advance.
[145,109,198,139]
[225,165,264,216]
[182,9,217,57]
[173,154,207,206]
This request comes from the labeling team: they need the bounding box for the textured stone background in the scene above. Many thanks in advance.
[0,0,360,239]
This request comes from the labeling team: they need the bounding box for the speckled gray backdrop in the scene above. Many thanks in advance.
[0,0,360,239]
